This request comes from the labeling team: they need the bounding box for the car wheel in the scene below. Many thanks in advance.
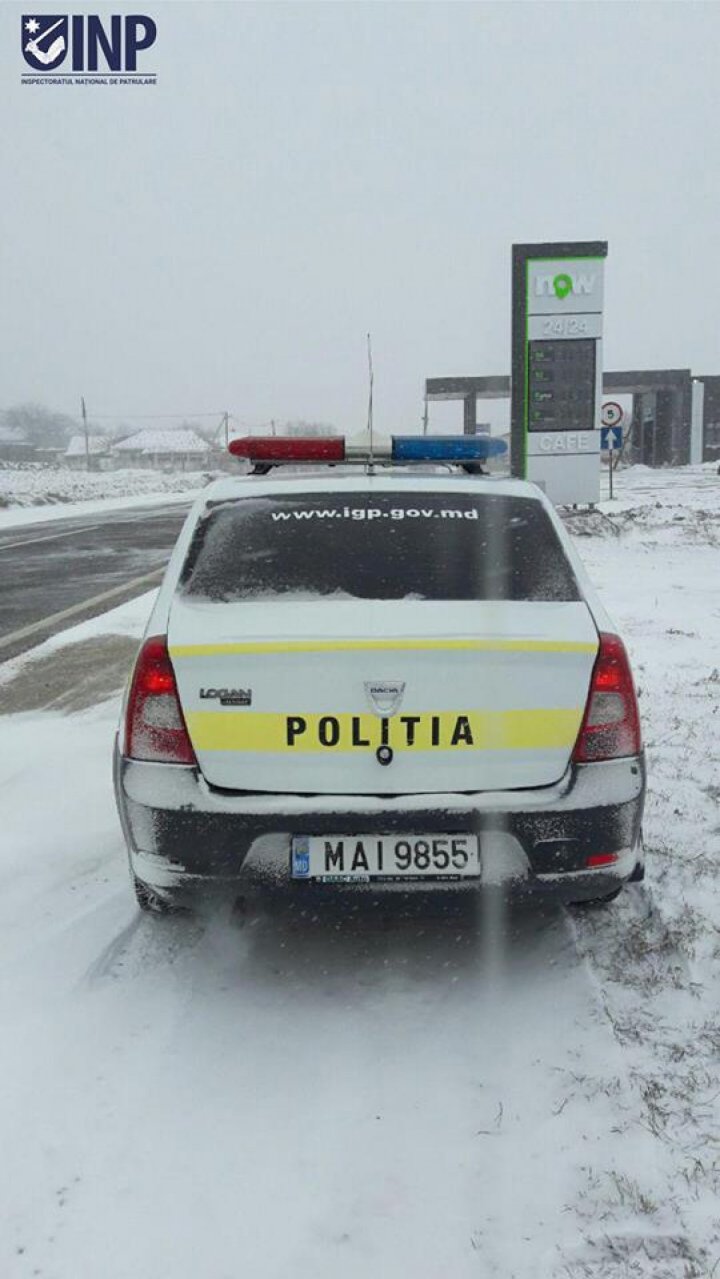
[133,875,186,915]
[570,885,623,908]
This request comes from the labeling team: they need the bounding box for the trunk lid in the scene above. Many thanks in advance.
[168,597,598,794]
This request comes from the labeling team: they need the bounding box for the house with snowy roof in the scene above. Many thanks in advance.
[113,428,211,471]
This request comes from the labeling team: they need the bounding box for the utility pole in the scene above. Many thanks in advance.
[81,396,90,471]
[422,394,429,436]
[223,411,229,448]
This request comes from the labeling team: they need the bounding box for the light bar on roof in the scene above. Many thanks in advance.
[228,435,508,464]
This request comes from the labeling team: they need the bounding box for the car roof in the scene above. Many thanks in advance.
[200,470,545,506]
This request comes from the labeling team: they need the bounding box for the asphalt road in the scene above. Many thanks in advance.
[0,504,190,661]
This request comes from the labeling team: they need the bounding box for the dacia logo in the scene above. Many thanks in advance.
[365,681,405,716]
[200,687,252,708]
[21,14,156,72]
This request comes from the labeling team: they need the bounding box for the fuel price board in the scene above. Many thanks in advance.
[528,338,597,433]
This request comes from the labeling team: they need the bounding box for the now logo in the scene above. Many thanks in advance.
[21,14,156,72]
[534,272,596,300]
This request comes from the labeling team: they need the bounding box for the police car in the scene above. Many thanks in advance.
[113,433,645,912]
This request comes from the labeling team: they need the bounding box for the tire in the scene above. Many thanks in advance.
[133,875,186,915]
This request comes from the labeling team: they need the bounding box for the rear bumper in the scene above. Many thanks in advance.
[114,743,646,902]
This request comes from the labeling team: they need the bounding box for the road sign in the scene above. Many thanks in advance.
[601,401,623,429]
[601,421,623,500]
[601,424,623,451]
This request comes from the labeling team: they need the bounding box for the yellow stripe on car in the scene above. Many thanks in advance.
[184,708,583,753]
[171,638,597,658]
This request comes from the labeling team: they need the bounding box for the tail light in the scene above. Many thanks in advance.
[573,632,641,763]
[125,636,196,765]
[587,852,619,867]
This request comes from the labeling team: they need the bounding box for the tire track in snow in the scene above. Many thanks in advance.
[5,890,633,1279]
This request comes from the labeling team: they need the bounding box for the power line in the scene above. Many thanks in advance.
[0,408,236,421]
[89,411,232,420]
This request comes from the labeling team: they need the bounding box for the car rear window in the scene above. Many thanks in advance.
[179,492,581,602]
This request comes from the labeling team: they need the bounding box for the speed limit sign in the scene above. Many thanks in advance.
[602,401,623,428]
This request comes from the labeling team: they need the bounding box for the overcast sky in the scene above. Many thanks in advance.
[2,0,719,435]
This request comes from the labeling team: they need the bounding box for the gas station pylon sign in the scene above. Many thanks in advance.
[511,241,608,505]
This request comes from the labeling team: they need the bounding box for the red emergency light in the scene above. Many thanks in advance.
[229,436,346,463]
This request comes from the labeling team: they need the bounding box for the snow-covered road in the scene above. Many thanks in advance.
[1,464,718,1278]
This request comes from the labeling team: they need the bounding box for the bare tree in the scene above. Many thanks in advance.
[1,403,76,448]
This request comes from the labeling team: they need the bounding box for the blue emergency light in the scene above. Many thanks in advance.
[391,435,508,462]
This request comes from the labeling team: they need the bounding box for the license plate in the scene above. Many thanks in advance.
[290,834,480,882]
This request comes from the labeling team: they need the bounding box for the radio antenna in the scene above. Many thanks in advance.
[367,332,374,470]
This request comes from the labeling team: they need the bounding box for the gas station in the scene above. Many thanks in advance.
[426,240,719,505]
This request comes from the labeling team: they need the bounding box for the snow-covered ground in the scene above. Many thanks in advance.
[0,464,718,1278]
[0,463,213,528]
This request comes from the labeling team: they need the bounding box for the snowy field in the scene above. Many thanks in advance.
[0,463,211,527]
[0,464,718,1278]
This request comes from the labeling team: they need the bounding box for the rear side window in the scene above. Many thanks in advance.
[179,492,580,602]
